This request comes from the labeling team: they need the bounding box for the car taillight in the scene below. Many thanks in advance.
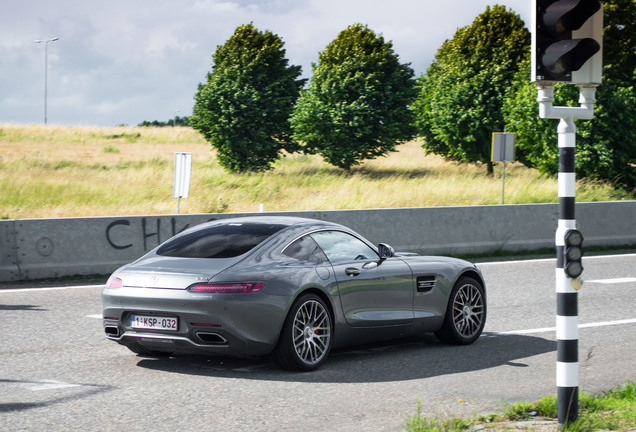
[189,282,265,293]
[106,276,123,289]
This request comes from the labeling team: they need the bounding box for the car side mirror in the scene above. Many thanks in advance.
[378,243,395,259]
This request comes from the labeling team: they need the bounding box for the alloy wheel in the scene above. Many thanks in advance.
[292,299,331,365]
[452,282,485,338]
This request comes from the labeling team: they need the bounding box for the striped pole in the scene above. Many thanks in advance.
[555,116,579,425]
[537,84,596,428]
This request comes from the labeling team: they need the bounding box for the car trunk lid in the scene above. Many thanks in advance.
[118,256,240,290]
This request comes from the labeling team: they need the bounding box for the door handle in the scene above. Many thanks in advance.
[345,267,361,276]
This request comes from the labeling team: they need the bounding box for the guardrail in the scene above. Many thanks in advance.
[1,201,634,282]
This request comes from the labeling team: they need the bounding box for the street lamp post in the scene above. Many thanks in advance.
[34,37,59,125]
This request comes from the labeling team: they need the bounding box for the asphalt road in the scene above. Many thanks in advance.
[1,254,634,432]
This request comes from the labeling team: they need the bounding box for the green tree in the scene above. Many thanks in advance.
[602,0,635,85]
[291,24,417,170]
[191,23,305,172]
[138,116,190,127]
[412,6,529,174]
[503,0,636,191]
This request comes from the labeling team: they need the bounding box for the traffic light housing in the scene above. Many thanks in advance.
[532,0,603,84]
[562,229,584,278]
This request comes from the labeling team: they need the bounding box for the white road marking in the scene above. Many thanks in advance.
[587,277,636,284]
[24,379,82,391]
[0,284,102,293]
[476,253,636,266]
[86,314,102,319]
[491,318,636,336]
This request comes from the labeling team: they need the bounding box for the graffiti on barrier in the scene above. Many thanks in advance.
[105,217,215,251]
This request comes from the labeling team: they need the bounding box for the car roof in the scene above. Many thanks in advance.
[203,215,340,229]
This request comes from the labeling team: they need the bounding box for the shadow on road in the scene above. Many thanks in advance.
[0,304,48,311]
[135,332,555,383]
[0,379,114,413]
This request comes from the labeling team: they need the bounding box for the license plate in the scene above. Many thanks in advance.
[131,314,178,331]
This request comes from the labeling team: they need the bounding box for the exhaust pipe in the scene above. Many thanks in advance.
[105,326,120,337]
[196,332,227,345]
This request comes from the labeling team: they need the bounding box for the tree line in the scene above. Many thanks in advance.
[191,0,635,191]
[138,116,190,127]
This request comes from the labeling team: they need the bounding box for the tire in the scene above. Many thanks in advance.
[435,276,486,345]
[271,293,333,371]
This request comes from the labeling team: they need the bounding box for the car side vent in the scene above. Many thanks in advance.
[416,275,436,293]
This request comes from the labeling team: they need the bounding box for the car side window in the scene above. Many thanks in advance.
[283,235,328,263]
[310,231,379,263]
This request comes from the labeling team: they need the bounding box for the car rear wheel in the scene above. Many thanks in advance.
[435,276,486,345]
[271,293,333,371]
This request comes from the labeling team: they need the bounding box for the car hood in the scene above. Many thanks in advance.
[116,255,240,289]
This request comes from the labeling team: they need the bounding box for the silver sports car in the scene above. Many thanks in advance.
[102,216,486,371]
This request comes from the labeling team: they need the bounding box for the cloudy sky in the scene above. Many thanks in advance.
[1,0,530,127]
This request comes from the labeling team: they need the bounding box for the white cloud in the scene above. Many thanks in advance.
[0,0,530,127]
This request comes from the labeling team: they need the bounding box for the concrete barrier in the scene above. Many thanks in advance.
[1,201,634,282]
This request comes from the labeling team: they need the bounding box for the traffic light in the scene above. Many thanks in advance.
[562,229,584,278]
[532,0,603,84]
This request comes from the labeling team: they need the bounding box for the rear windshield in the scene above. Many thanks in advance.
[157,222,287,258]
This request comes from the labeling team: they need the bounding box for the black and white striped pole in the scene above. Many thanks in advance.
[532,0,602,425]
[538,84,595,426]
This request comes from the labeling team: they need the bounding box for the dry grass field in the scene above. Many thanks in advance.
[0,124,630,219]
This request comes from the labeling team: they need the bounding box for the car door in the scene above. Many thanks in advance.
[310,230,414,327]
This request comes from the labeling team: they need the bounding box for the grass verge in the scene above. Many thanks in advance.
[1,124,633,219]
[405,382,636,431]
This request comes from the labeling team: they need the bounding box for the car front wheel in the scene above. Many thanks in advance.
[271,293,333,371]
[435,276,486,345]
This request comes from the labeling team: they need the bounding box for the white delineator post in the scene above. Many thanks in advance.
[174,152,192,214]
[537,84,596,425]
